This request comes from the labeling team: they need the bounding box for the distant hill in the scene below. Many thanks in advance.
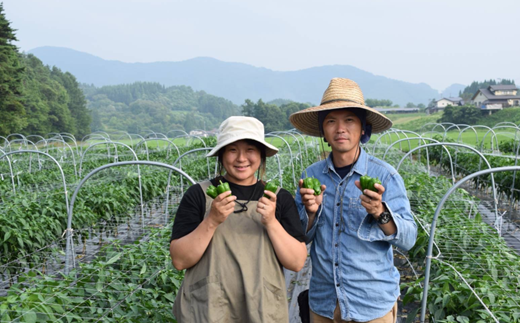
[29,46,440,106]
[441,83,466,99]
[81,82,240,133]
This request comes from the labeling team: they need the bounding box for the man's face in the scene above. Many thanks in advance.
[322,109,363,155]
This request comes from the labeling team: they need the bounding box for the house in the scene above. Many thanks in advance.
[189,130,209,137]
[427,97,464,113]
[471,85,520,114]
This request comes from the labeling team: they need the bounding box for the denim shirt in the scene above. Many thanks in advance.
[296,148,417,321]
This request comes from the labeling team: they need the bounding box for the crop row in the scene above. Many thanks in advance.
[396,154,520,322]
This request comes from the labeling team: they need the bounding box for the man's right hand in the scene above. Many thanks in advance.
[298,179,326,217]
[207,191,236,227]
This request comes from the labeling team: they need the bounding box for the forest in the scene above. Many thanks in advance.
[0,4,91,138]
[82,82,240,133]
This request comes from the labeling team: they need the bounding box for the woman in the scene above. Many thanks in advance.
[170,116,307,323]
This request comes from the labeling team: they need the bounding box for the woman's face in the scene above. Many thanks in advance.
[222,140,261,185]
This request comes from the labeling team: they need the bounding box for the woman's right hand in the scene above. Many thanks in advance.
[207,190,236,226]
[298,179,326,216]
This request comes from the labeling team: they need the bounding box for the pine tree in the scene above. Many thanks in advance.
[0,3,26,136]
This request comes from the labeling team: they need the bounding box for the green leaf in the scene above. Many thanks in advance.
[50,303,65,314]
[164,293,175,302]
[1,313,12,322]
[96,280,103,293]
[503,251,517,260]
[17,237,24,248]
[456,316,470,323]
[488,292,495,305]
[105,253,122,265]
[22,310,37,323]
[140,263,147,275]
[442,293,450,308]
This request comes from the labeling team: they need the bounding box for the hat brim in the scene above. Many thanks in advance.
[289,101,393,137]
[206,137,278,158]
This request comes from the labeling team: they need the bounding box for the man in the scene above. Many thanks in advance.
[289,78,417,323]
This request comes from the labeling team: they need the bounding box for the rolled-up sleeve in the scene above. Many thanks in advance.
[357,172,417,251]
[296,186,322,243]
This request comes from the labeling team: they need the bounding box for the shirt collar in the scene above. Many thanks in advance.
[322,147,368,176]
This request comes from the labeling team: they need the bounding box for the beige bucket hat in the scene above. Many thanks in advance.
[289,78,393,136]
[206,116,278,157]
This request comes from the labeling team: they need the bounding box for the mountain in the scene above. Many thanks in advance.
[29,46,439,106]
[441,83,466,99]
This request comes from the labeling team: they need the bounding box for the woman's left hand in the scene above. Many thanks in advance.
[257,190,277,226]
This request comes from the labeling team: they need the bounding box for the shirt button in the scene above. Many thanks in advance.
[336,203,340,206]
[340,183,343,186]
[335,223,339,227]
[335,243,338,247]
[335,263,338,266]
[336,283,340,287]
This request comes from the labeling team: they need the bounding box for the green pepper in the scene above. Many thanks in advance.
[360,175,370,192]
[302,177,315,190]
[312,178,321,196]
[206,185,218,199]
[360,175,381,193]
[264,181,278,199]
[217,180,232,197]
[303,176,321,196]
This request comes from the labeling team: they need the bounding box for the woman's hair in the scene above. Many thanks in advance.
[217,139,267,180]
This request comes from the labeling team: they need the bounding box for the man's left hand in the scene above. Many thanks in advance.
[354,180,385,216]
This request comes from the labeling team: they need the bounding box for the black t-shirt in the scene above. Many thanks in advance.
[335,164,352,179]
[170,177,306,243]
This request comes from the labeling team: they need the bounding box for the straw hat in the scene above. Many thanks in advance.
[206,116,278,157]
[289,78,392,136]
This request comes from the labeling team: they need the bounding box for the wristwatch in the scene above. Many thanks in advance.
[377,210,392,224]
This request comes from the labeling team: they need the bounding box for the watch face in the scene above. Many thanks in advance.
[378,211,391,224]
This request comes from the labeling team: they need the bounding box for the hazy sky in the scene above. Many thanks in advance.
[3,0,520,91]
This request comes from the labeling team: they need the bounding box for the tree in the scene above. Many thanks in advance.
[90,109,104,132]
[241,99,256,117]
[241,99,290,132]
[51,66,91,137]
[438,105,481,124]
[280,102,310,129]
[405,102,416,108]
[21,54,74,135]
[0,4,26,135]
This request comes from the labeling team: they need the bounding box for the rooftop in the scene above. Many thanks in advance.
[474,87,520,100]
[489,84,518,92]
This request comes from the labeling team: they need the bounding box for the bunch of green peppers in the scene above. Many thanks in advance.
[263,181,278,199]
[302,176,321,196]
[359,175,381,193]
[206,180,232,199]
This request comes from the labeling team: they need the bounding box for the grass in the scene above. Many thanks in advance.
[385,112,431,127]
[372,128,518,152]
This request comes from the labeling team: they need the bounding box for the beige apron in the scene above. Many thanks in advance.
[173,181,289,323]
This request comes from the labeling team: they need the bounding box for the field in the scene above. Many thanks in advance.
[2,123,520,322]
